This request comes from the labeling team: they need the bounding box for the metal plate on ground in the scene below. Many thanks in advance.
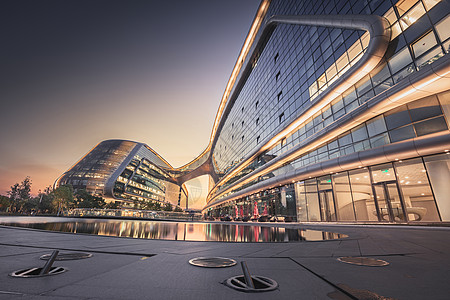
[225,275,278,293]
[9,266,68,278]
[337,256,389,266]
[40,252,92,261]
[189,257,237,268]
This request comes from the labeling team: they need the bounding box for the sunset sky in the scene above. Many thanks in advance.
[0,0,260,207]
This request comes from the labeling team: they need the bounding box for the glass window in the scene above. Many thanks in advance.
[318,175,332,190]
[351,124,369,142]
[414,116,448,136]
[399,2,426,31]
[349,169,377,221]
[422,0,442,11]
[338,133,353,146]
[305,179,321,221]
[389,47,413,74]
[384,105,412,130]
[408,96,443,121]
[389,125,416,142]
[395,158,440,221]
[435,15,450,42]
[295,182,308,222]
[412,31,438,58]
[424,153,450,221]
[367,115,388,136]
[396,0,417,15]
[415,47,444,68]
[371,163,395,183]
[333,172,356,221]
[370,132,390,148]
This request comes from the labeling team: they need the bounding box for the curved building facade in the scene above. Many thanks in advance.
[200,0,450,223]
[56,140,188,209]
[57,0,450,223]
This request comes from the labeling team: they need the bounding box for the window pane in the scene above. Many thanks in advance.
[435,15,450,42]
[384,105,411,129]
[389,125,416,142]
[395,158,440,222]
[389,47,413,74]
[412,31,437,57]
[332,172,356,221]
[396,0,417,15]
[305,179,321,221]
[424,153,450,221]
[414,116,448,136]
[399,2,426,31]
[351,124,369,142]
[422,0,442,11]
[295,182,308,222]
[370,132,390,148]
[371,163,395,183]
[367,115,388,136]
[349,169,377,221]
[408,96,442,122]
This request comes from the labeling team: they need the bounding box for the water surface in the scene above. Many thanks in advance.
[0,217,347,242]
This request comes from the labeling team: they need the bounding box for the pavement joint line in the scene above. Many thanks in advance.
[0,242,157,257]
[286,257,359,300]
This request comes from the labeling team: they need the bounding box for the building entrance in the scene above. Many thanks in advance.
[372,181,407,222]
[319,189,337,221]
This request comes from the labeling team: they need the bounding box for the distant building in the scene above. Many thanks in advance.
[55,140,187,209]
[58,0,450,223]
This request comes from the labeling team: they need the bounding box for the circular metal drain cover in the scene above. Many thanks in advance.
[9,266,68,278]
[337,256,389,267]
[40,252,92,261]
[225,275,278,293]
[189,257,237,268]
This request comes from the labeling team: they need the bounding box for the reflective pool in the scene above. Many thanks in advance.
[0,217,348,242]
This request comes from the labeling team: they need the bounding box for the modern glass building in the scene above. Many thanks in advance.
[55,140,188,209]
[198,0,450,223]
[58,0,450,223]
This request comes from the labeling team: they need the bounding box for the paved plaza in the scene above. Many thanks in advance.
[0,218,449,299]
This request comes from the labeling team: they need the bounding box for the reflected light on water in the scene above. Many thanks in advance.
[0,218,347,242]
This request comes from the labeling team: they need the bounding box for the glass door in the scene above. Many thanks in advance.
[319,189,337,221]
[373,181,406,222]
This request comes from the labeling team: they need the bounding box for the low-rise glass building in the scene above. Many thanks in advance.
[56,140,187,209]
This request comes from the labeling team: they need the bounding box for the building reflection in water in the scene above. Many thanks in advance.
[2,220,347,242]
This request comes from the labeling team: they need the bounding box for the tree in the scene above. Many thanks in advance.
[174,206,183,212]
[53,185,74,215]
[162,202,173,211]
[0,195,10,211]
[7,177,32,212]
[74,189,106,208]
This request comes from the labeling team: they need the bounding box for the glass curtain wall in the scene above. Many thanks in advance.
[294,154,445,222]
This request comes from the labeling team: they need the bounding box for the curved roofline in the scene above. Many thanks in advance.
[205,13,391,201]
[171,0,271,172]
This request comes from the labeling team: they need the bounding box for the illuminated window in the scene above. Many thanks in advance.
[399,2,426,31]
[435,15,450,43]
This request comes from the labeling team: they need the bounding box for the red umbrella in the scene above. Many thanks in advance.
[263,203,268,216]
[235,205,239,218]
